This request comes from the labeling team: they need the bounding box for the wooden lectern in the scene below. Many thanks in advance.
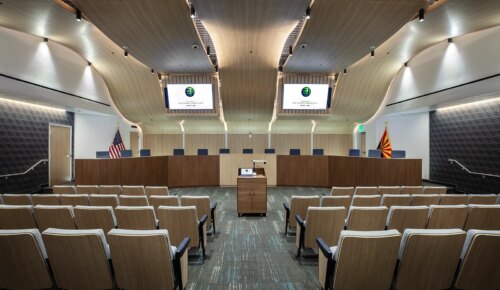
[237,168,267,217]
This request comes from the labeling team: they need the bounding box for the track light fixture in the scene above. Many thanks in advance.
[124,49,128,57]
[87,61,91,66]
[370,49,375,58]
[76,9,82,21]
[448,37,453,44]
[278,65,283,72]
[151,69,154,74]
[206,46,210,56]
[306,7,311,19]
[344,68,347,74]
[43,37,48,43]
[190,5,195,18]
[404,62,408,67]
[418,8,424,22]
[289,45,293,56]
[157,73,162,80]
[215,65,219,72]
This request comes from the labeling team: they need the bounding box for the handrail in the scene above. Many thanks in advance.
[0,159,48,179]
[448,159,500,179]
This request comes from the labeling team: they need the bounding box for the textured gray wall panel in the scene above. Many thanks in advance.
[0,101,74,194]
[429,101,500,194]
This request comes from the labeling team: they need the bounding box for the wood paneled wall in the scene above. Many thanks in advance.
[314,134,353,156]
[184,135,224,155]
[143,134,182,156]
[143,133,352,156]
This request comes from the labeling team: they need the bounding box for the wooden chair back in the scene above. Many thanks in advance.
[149,196,179,216]
[121,185,146,196]
[0,205,38,229]
[439,194,468,205]
[455,230,500,290]
[468,194,497,205]
[0,229,52,290]
[33,205,76,231]
[303,207,345,248]
[422,186,447,195]
[107,229,175,290]
[98,185,121,195]
[115,206,157,230]
[52,185,77,195]
[346,206,389,230]
[289,196,321,229]
[59,194,90,206]
[353,186,379,195]
[381,194,412,207]
[74,206,116,234]
[158,206,199,247]
[42,228,113,290]
[145,186,169,196]
[119,195,149,206]
[333,230,401,290]
[31,194,60,206]
[2,194,32,205]
[464,205,500,230]
[386,206,429,233]
[427,205,469,229]
[321,196,351,214]
[76,185,99,195]
[89,194,120,208]
[400,186,423,195]
[396,229,466,290]
[351,195,381,207]
[378,186,401,195]
[180,196,211,227]
[411,194,441,206]
[330,187,354,197]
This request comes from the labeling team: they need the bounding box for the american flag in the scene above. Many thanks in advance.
[109,129,126,158]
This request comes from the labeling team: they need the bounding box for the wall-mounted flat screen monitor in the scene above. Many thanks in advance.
[282,84,331,110]
[165,84,213,110]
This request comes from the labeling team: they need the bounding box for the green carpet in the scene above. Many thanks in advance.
[171,186,329,290]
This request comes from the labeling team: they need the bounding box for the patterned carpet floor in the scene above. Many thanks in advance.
[171,186,330,290]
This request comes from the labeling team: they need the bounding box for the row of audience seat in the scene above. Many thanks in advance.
[51,185,168,196]
[284,193,500,234]
[316,229,500,290]
[0,204,209,259]
[294,204,500,258]
[329,185,449,196]
[0,228,189,290]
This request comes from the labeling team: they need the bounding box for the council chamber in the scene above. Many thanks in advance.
[0,0,499,289]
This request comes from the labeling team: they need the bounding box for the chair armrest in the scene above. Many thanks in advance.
[210,202,217,211]
[295,214,305,228]
[322,193,328,196]
[199,214,208,227]
[316,238,332,258]
[283,202,290,212]
[175,238,190,259]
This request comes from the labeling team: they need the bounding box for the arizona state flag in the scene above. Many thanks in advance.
[377,127,392,158]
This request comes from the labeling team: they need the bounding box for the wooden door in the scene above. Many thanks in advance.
[49,125,72,186]
[130,132,139,157]
[360,132,366,157]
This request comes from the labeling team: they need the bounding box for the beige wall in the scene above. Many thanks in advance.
[143,133,352,156]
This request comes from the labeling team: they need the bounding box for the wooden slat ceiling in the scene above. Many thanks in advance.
[0,0,170,128]
[1,0,499,135]
[191,0,310,133]
[71,0,214,74]
[284,0,425,74]
[320,0,500,134]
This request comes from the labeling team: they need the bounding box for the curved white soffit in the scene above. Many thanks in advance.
[381,25,500,116]
[0,26,117,115]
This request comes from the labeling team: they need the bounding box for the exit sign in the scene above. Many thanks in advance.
[358,124,365,132]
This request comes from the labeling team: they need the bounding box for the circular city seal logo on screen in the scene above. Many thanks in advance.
[185,87,195,97]
[301,86,311,97]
